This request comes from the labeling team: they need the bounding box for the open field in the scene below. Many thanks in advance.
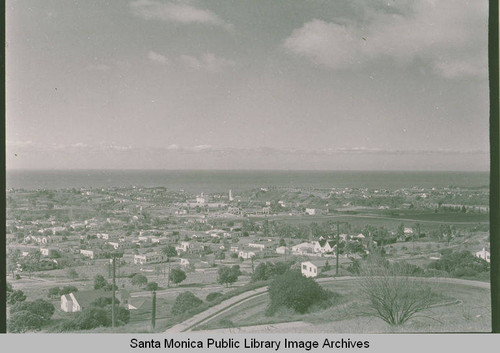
[193,278,491,333]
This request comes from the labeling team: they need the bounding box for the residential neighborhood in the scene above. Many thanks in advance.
[5,183,491,333]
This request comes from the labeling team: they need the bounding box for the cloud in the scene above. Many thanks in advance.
[6,141,487,157]
[283,0,487,79]
[180,53,235,72]
[129,0,233,30]
[148,50,169,65]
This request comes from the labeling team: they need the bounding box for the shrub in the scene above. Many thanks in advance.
[206,292,223,302]
[428,250,489,278]
[60,286,78,295]
[8,310,44,333]
[252,261,292,282]
[90,297,114,307]
[70,307,111,330]
[146,282,159,291]
[266,271,334,315]
[169,268,186,285]
[359,258,435,326]
[171,292,203,315]
[48,287,60,298]
[106,305,130,325]
[217,265,241,287]
[131,274,148,287]
[7,289,26,305]
[93,274,108,290]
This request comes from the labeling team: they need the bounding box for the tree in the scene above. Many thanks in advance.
[162,245,178,258]
[93,274,108,290]
[60,286,78,295]
[11,299,55,322]
[8,311,44,333]
[171,292,203,315]
[7,248,21,279]
[90,297,113,307]
[169,268,187,286]
[267,271,335,315]
[146,282,159,291]
[67,269,79,279]
[7,290,26,305]
[131,274,148,287]
[217,265,240,287]
[215,250,226,263]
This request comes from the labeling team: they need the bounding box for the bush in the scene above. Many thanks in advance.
[11,299,55,322]
[267,271,335,315]
[217,265,241,287]
[428,250,489,278]
[48,287,60,298]
[90,297,114,307]
[106,305,130,325]
[131,274,148,287]
[145,282,159,291]
[171,292,203,315]
[359,259,435,326]
[93,274,108,290]
[252,261,292,282]
[169,268,186,285]
[206,292,223,302]
[7,289,26,305]
[60,286,78,295]
[8,310,44,333]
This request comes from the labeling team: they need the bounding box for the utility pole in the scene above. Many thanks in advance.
[336,221,340,276]
[167,262,171,288]
[111,255,116,328]
[151,290,156,330]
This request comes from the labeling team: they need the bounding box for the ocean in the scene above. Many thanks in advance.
[5,170,490,194]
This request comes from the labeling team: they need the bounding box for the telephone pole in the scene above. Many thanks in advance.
[336,221,340,276]
[111,255,116,328]
[151,290,156,330]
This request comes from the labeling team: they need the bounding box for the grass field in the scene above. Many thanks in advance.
[193,279,491,333]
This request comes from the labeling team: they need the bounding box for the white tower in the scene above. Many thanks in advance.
[229,189,234,201]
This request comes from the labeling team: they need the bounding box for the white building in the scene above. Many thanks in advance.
[133,253,167,265]
[291,242,315,255]
[238,250,256,259]
[475,248,490,263]
[248,243,266,251]
[305,208,316,216]
[301,261,322,278]
[80,249,95,259]
[107,242,120,250]
[275,246,287,255]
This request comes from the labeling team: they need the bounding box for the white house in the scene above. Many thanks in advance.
[475,248,490,263]
[276,246,287,255]
[61,290,117,313]
[313,240,335,254]
[180,258,190,268]
[301,261,323,278]
[404,228,414,235]
[305,208,316,216]
[248,243,266,251]
[291,242,315,255]
[238,250,256,259]
[80,249,95,259]
[107,242,120,250]
[133,253,167,265]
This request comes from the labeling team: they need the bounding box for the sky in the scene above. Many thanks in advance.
[6,0,489,170]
